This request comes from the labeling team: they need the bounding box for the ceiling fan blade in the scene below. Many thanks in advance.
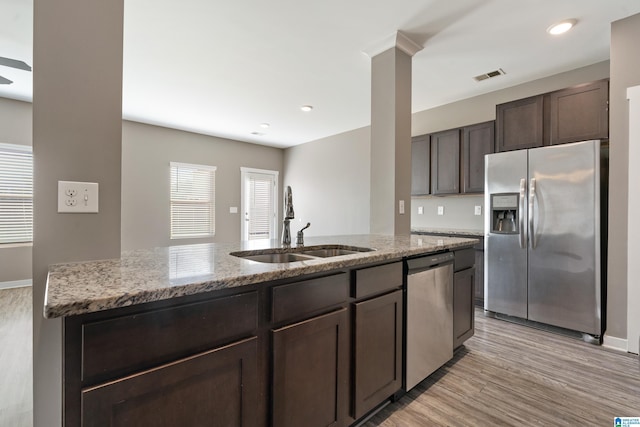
[0,56,32,72]
[0,75,13,85]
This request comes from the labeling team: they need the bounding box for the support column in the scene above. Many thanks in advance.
[367,32,422,235]
[32,0,123,425]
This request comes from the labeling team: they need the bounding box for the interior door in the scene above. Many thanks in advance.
[527,141,601,335]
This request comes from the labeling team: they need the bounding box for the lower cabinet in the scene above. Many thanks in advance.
[81,336,258,427]
[272,308,349,427]
[453,267,475,349]
[353,290,403,419]
[474,240,485,307]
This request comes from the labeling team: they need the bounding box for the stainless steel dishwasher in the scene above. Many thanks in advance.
[405,251,454,391]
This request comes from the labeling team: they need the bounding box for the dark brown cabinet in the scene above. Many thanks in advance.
[431,128,461,195]
[272,308,349,427]
[353,290,403,419]
[474,238,484,307]
[496,95,544,152]
[81,337,258,427]
[411,135,430,196]
[549,79,609,145]
[462,121,494,193]
[453,248,475,349]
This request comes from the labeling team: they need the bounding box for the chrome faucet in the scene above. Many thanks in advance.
[296,222,311,247]
[282,186,295,248]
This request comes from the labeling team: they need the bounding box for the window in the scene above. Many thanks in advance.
[241,168,278,241]
[0,143,33,244]
[170,162,216,239]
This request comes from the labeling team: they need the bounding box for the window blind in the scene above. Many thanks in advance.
[0,143,33,244]
[247,173,275,240]
[170,162,216,239]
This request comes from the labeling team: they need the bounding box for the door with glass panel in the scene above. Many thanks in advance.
[241,168,278,241]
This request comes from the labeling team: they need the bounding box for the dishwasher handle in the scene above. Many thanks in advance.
[406,252,454,272]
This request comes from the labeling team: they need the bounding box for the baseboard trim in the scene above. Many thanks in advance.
[602,334,628,352]
[0,279,32,290]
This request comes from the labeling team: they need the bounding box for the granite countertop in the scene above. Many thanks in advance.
[411,227,484,238]
[44,234,478,319]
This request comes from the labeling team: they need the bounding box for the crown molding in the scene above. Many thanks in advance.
[363,31,423,58]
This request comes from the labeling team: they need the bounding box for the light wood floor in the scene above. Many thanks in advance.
[364,308,640,427]
[0,286,32,427]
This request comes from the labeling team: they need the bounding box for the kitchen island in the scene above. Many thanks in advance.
[45,234,478,427]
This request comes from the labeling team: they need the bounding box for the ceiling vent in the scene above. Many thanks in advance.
[473,68,505,82]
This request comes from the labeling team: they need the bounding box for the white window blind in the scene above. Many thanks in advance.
[247,173,275,240]
[0,143,33,244]
[170,162,216,239]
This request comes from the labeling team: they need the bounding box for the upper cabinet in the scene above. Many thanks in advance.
[462,121,495,193]
[549,79,609,145]
[411,135,430,196]
[496,95,544,152]
[431,128,461,195]
[496,79,609,152]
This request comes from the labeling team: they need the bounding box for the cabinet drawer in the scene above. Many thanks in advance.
[454,248,475,272]
[271,273,348,324]
[82,291,258,384]
[354,262,403,299]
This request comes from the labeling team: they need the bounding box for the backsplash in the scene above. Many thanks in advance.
[411,195,484,231]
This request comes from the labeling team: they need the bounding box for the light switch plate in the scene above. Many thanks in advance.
[475,205,482,216]
[229,206,238,214]
[58,181,99,213]
[437,206,444,215]
[399,200,405,214]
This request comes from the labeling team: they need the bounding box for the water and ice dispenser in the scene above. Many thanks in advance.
[490,193,519,234]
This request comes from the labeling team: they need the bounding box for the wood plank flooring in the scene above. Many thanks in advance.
[0,286,33,427]
[364,308,640,427]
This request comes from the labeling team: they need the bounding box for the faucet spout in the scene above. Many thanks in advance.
[282,186,294,248]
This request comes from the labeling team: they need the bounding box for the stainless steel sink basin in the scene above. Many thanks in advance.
[237,253,315,263]
[230,245,375,263]
[299,248,368,258]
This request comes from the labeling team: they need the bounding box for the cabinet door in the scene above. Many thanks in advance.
[549,79,609,145]
[411,135,430,196]
[453,268,475,349]
[462,121,494,193]
[272,308,348,427]
[474,248,484,307]
[431,128,460,195]
[81,337,258,427]
[353,290,402,419]
[496,95,544,152]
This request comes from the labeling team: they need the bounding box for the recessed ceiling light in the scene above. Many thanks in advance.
[300,105,313,112]
[259,123,270,129]
[547,19,577,35]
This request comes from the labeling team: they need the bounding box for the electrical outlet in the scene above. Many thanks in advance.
[418,206,424,215]
[229,206,238,214]
[475,205,482,216]
[437,206,444,216]
[58,181,99,213]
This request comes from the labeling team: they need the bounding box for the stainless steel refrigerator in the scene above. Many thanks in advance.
[484,140,608,339]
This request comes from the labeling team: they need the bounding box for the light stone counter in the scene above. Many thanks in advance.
[44,234,478,319]
[411,227,484,238]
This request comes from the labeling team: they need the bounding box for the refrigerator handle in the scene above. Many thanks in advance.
[519,178,526,249]
[529,178,537,249]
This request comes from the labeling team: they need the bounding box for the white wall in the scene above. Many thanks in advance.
[0,97,33,283]
[283,126,371,237]
[627,84,640,354]
[121,121,284,249]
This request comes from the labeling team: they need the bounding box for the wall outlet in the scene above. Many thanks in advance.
[229,206,238,214]
[474,205,482,216]
[417,206,424,215]
[399,200,405,214]
[58,181,99,213]
[437,206,444,216]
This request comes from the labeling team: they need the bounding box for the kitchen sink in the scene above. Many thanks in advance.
[230,245,375,263]
[299,248,371,258]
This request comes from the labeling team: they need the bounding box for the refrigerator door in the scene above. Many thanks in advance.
[485,150,528,318]
[527,140,601,335]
